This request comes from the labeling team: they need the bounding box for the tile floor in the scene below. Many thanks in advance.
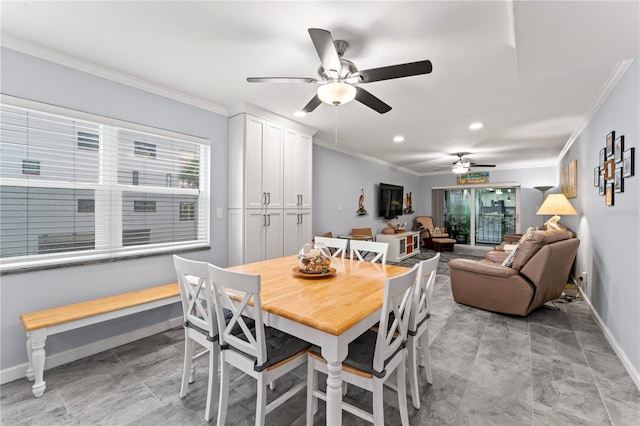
[2,250,639,425]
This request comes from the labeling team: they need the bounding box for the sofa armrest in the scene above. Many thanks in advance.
[484,251,510,263]
[448,258,519,278]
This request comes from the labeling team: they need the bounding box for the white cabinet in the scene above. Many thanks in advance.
[237,115,283,210]
[228,105,315,266]
[283,209,312,256]
[376,231,421,262]
[244,209,283,264]
[283,128,312,209]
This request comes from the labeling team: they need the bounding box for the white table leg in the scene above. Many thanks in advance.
[25,333,35,381]
[322,344,347,426]
[28,329,47,397]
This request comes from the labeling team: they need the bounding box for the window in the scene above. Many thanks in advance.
[134,140,156,158]
[77,131,99,150]
[1,99,210,271]
[78,199,95,213]
[22,160,40,175]
[133,200,156,212]
[180,202,196,221]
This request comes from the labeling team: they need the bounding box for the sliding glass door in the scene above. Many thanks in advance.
[442,186,520,246]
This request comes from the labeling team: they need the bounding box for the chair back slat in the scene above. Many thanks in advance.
[410,254,440,332]
[314,236,348,259]
[173,255,217,339]
[373,264,419,372]
[207,264,267,365]
[350,240,388,264]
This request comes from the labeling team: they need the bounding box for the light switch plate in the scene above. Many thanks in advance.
[216,208,223,219]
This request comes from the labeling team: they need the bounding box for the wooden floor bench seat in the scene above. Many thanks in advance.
[20,283,180,397]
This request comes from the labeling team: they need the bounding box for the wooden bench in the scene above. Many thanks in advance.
[20,283,180,397]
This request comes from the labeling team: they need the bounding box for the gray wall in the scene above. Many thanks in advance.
[312,145,421,237]
[0,48,228,370]
[559,59,639,374]
[418,166,558,230]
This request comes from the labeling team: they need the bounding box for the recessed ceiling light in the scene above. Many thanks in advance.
[293,111,306,117]
[469,122,483,130]
[393,135,405,143]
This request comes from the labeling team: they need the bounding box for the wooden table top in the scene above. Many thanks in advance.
[228,255,409,336]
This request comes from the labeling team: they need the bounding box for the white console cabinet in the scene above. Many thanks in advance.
[228,104,316,266]
[376,231,421,262]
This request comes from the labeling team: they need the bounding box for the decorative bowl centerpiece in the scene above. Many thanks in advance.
[298,242,331,274]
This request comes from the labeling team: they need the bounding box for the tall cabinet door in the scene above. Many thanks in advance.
[283,129,312,209]
[244,116,266,209]
[244,116,283,209]
[263,209,283,260]
[244,210,266,264]
[262,121,284,209]
[283,209,312,256]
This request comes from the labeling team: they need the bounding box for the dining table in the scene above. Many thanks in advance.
[227,254,410,426]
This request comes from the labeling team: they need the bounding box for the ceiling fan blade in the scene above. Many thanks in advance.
[302,95,322,113]
[358,60,433,83]
[247,77,317,83]
[470,164,496,168]
[308,28,342,77]
[355,87,392,114]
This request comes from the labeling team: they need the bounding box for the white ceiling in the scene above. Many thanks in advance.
[1,1,638,175]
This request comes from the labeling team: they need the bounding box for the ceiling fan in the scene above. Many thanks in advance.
[445,153,496,174]
[247,28,432,114]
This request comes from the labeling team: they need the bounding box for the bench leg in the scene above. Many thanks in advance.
[27,329,47,397]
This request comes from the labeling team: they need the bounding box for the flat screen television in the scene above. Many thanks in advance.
[378,183,404,219]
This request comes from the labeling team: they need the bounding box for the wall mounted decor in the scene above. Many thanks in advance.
[606,131,615,156]
[614,135,624,162]
[456,171,490,184]
[623,147,634,178]
[597,131,633,204]
[606,183,614,206]
[604,159,615,180]
[614,167,624,193]
[561,159,577,199]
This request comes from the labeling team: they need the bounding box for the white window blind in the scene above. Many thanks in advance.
[0,101,210,271]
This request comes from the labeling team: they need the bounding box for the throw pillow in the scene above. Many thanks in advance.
[501,245,520,267]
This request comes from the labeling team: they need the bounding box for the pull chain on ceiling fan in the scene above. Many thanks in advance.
[247,28,433,114]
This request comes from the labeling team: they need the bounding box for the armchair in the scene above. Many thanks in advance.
[448,229,579,316]
[414,216,449,249]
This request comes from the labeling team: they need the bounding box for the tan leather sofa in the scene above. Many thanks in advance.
[448,229,579,316]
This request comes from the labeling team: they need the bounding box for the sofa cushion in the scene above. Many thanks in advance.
[501,245,520,267]
[510,229,572,271]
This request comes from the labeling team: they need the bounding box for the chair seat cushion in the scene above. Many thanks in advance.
[311,329,402,379]
[228,327,310,372]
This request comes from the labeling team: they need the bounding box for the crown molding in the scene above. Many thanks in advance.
[228,102,317,135]
[558,58,635,160]
[1,35,228,116]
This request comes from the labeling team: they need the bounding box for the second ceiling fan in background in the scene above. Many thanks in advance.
[247,28,433,114]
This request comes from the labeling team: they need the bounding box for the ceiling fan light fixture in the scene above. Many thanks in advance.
[452,161,470,174]
[317,82,356,106]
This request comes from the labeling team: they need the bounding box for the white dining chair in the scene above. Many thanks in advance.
[306,264,419,426]
[173,255,219,422]
[350,240,388,264]
[408,253,439,409]
[207,264,311,426]
[314,236,348,259]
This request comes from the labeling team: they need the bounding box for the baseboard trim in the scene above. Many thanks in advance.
[578,287,640,391]
[0,316,182,385]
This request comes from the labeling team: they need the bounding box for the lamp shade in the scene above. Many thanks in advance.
[317,82,356,105]
[536,194,577,216]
